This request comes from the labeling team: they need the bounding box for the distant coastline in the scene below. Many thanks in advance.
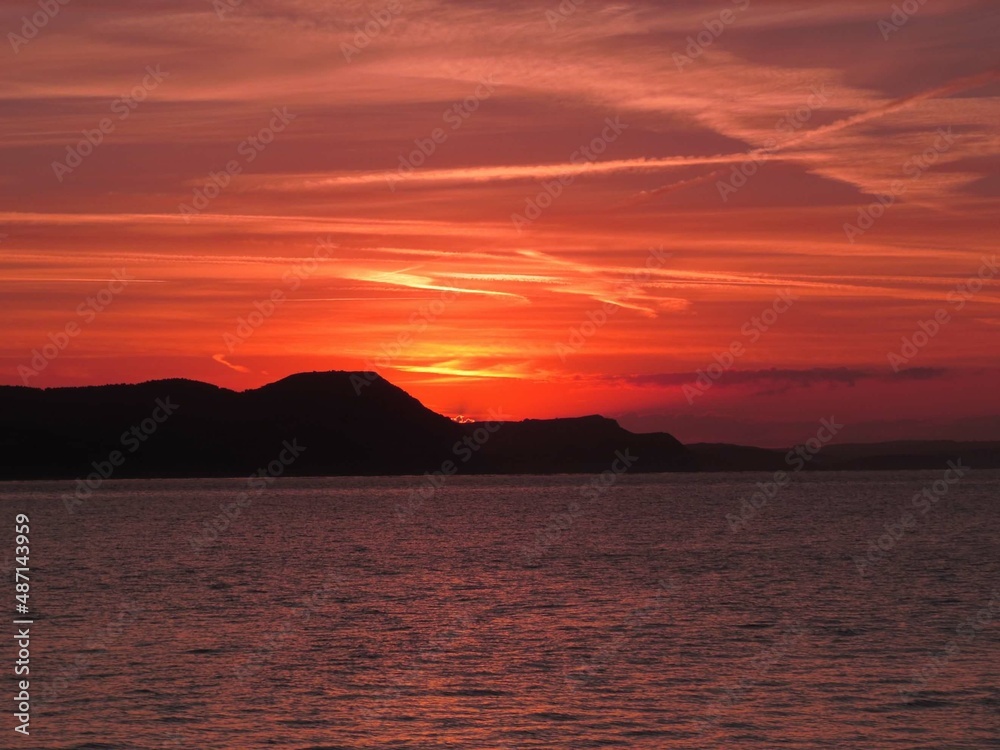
[2,371,998,480]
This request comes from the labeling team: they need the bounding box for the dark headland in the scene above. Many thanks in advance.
[0,371,996,480]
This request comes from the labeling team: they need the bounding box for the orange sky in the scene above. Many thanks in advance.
[2,0,999,446]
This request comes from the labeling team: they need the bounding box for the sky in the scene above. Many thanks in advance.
[1,0,999,447]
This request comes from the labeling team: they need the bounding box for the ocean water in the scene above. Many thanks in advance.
[4,471,999,749]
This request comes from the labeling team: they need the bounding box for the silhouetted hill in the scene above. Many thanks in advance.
[1,372,997,480]
[814,441,1000,470]
[687,443,788,472]
[688,440,1000,471]
[469,415,690,473]
[0,371,691,479]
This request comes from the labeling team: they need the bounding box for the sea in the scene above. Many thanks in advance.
[3,470,998,748]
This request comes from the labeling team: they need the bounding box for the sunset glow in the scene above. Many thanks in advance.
[3,0,999,445]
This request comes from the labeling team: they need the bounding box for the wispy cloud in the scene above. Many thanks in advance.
[212,353,252,373]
